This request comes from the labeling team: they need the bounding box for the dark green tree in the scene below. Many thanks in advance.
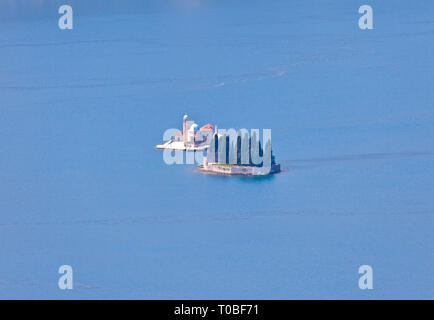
[263,139,271,171]
[236,132,242,165]
[241,132,250,165]
[250,130,262,166]
[207,133,218,163]
[225,135,230,164]
[218,134,227,164]
[229,140,237,164]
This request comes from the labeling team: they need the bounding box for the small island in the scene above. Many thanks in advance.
[157,114,281,176]
[200,129,281,176]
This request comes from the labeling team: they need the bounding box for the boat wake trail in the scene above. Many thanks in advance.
[280,151,434,169]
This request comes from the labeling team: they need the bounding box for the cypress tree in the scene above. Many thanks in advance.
[229,140,237,164]
[241,132,250,165]
[207,133,217,163]
[251,131,262,166]
[225,135,230,164]
[263,139,271,171]
[218,134,226,164]
[236,132,242,165]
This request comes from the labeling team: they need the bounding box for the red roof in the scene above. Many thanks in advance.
[200,124,213,131]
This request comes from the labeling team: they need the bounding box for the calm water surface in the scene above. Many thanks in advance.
[0,0,433,298]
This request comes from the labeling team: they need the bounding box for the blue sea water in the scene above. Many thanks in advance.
[0,0,433,299]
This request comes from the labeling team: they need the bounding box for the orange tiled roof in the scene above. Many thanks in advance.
[200,124,213,131]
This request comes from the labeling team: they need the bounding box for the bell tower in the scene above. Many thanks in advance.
[183,114,188,145]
